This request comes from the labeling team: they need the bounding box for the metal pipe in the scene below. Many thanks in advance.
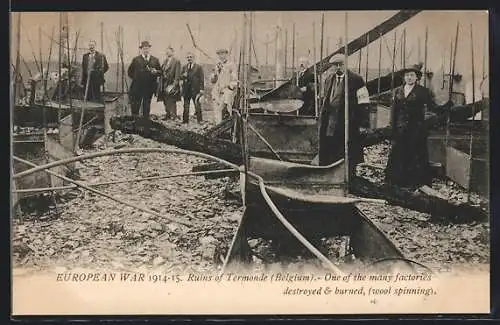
[344,12,350,195]
[255,172,345,275]
[13,169,237,193]
[14,155,196,227]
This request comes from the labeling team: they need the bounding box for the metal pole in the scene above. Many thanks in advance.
[320,12,325,69]
[57,13,62,138]
[358,47,362,73]
[121,26,125,94]
[377,32,382,99]
[467,23,475,202]
[265,33,269,66]
[274,28,278,87]
[365,33,370,82]
[445,22,460,150]
[344,12,350,195]
[100,22,105,95]
[115,26,120,92]
[66,18,74,150]
[391,30,397,97]
[312,21,318,117]
[481,35,486,109]
[292,23,295,75]
[417,37,421,63]
[284,28,288,78]
[100,22,104,52]
[13,13,21,105]
[423,26,428,88]
[39,27,43,77]
[402,28,406,68]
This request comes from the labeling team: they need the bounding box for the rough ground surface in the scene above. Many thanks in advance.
[357,142,490,273]
[13,118,244,274]
[12,119,490,275]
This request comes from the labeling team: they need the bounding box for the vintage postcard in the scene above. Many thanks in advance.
[10,10,490,315]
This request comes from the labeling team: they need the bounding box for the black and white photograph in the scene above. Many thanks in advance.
[10,10,490,315]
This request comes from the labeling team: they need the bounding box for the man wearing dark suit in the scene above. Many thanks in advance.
[180,52,204,123]
[318,54,370,179]
[81,40,109,102]
[296,57,319,116]
[157,46,181,120]
[127,40,161,118]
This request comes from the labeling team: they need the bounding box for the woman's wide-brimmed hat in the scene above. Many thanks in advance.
[402,63,423,78]
[139,40,152,49]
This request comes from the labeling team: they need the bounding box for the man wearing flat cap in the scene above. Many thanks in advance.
[127,40,161,118]
[210,48,238,124]
[318,53,370,179]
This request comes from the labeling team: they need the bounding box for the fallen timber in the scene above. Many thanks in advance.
[110,116,487,223]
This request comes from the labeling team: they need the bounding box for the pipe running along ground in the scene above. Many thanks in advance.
[13,147,344,275]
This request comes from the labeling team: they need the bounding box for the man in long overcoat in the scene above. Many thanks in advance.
[318,53,370,179]
[157,46,181,120]
[81,40,109,102]
[127,40,161,118]
[210,48,238,124]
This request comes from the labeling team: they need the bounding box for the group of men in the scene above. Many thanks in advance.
[79,39,371,177]
[81,39,238,124]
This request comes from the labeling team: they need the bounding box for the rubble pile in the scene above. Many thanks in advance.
[12,133,243,273]
[12,125,490,274]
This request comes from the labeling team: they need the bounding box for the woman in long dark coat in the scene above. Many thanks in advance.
[385,64,436,188]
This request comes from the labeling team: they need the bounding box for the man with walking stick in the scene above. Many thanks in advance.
[81,40,109,103]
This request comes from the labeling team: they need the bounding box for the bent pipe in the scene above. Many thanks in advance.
[12,147,344,275]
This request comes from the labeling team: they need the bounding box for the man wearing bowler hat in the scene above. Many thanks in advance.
[318,53,370,179]
[127,40,161,118]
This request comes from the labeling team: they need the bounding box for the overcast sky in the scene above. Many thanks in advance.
[11,10,488,78]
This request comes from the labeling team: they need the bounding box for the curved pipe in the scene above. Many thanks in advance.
[12,147,345,275]
[13,147,240,180]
